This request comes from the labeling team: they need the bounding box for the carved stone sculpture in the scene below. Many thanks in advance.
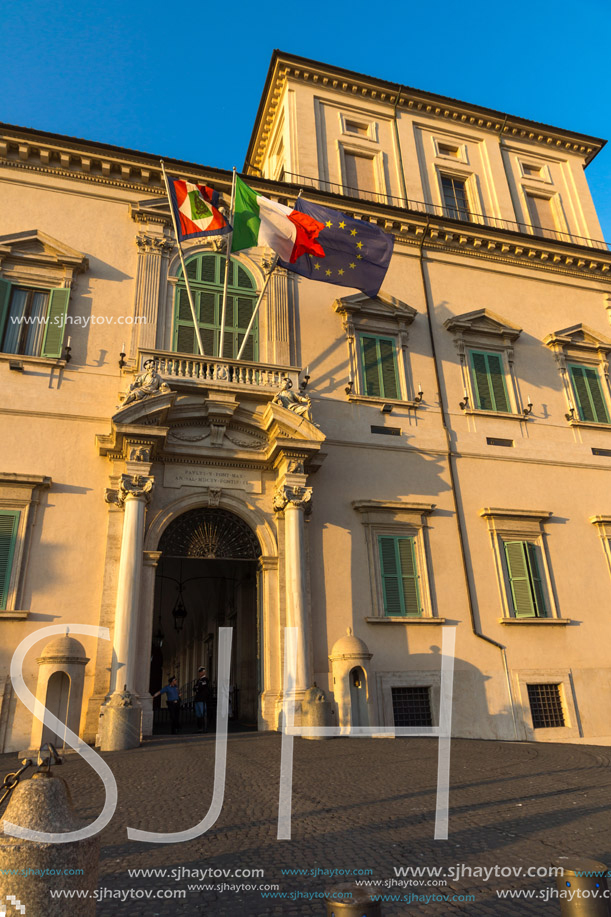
[120,359,171,408]
[272,377,312,421]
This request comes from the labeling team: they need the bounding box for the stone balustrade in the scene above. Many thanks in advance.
[138,349,300,392]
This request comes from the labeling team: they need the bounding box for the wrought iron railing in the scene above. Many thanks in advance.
[139,349,299,391]
[283,171,611,253]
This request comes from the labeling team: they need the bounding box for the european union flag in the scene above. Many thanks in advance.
[278,198,394,298]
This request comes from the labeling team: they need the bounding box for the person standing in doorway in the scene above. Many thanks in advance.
[153,676,181,735]
[193,667,210,733]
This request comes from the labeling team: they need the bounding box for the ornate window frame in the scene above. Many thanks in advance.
[589,515,611,580]
[0,474,51,619]
[334,291,419,406]
[480,507,568,624]
[444,308,526,418]
[352,500,442,624]
[514,671,581,741]
[0,230,87,367]
[544,324,611,428]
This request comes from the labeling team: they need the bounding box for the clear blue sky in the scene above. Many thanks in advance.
[2,0,611,241]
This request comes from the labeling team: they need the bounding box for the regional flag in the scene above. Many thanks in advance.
[231,175,325,263]
[278,199,394,298]
[167,177,231,241]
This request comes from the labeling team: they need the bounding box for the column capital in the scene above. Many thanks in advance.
[273,484,313,513]
[106,473,154,508]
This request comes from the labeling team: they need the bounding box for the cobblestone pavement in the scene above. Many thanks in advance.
[1,732,611,915]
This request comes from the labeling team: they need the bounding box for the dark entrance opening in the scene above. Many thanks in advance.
[150,507,261,734]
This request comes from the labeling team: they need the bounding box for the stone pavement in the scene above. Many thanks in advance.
[1,731,611,916]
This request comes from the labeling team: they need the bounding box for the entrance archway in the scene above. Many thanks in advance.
[150,507,261,733]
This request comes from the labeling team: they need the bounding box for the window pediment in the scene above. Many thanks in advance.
[543,324,611,356]
[444,308,522,344]
[0,230,88,276]
[333,291,417,326]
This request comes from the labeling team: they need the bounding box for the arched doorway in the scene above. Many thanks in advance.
[42,671,71,748]
[150,507,261,733]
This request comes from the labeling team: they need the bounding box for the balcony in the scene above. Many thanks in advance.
[283,172,610,253]
[138,349,299,396]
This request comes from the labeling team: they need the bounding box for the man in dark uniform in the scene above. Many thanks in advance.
[194,666,210,733]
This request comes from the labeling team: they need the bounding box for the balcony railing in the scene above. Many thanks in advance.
[283,172,611,253]
[139,349,299,392]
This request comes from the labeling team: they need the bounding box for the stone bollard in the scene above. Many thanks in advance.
[0,767,100,916]
[552,857,611,916]
[326,883,382,916]
[98,687,141,752]
[301,684,334,741]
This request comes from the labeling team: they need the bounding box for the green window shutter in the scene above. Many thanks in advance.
[471,351,494,410]
[569,365,594,421]
[584,367,609,423]
[486,352,510,412]
[397,537,422,616]
[504,541,536,617]
[569,364,609,423]
[174,254,257,360]
[361,335,399,399]
[0,278,12,347]
[41,288,70,358]
[379,535,422,616]
[176,324,196,354]
[362,336,381,397]
[470,350,509,412]
[379,536,403,615]
[0,511,19,610]
[378,338,399,399]
[526,542,547,617]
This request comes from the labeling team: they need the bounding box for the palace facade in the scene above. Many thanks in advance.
[2,51,611,752]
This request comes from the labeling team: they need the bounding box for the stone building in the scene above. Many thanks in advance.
[1,50,611,752]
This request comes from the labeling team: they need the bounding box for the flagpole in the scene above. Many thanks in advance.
[236,254,278,361]
[218,166,237,358]
[160,159,205,357]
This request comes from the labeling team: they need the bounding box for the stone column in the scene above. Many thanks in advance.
[137,550,162,736]
[274,482,312,694]
[105,474,154,695]
[132,232,173,352]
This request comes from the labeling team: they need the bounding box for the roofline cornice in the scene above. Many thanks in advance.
[1,123,610,282]
[244,50,606,174]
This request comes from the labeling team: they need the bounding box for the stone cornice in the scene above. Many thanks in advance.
[2,125,610,281]
[246,51,605,174]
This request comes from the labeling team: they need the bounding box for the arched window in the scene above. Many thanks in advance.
[173,252,258,360]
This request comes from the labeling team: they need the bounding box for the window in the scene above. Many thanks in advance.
[360,335,400,399]
[469,350,510,413]
[0,474,51,619]
[392,687,432,727]
[0,511,20,611]
[353,500,438,622]
[480,507,564,623]
[0,280,70,358]
[440,175,471,221]
[437,143,460,159]
[379,535,422,617]
[568,364,609,424]
[503,540,547,618]
[521,162,542,179]
[525,192,557,234]
[173,253,258,360]
[345,120,369,137]
[343,151,376,196]
[527,684,565,728]
[545,325,611,427]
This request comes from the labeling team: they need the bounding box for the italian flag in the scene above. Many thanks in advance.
[231,175,325,263]
[168,177,230,241]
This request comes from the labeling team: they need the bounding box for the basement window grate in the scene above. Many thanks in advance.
[486,437,513,447]
[592,448,611,457]
[527,683,565,728]
[392,686,433,727]
[371,425,401,436]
